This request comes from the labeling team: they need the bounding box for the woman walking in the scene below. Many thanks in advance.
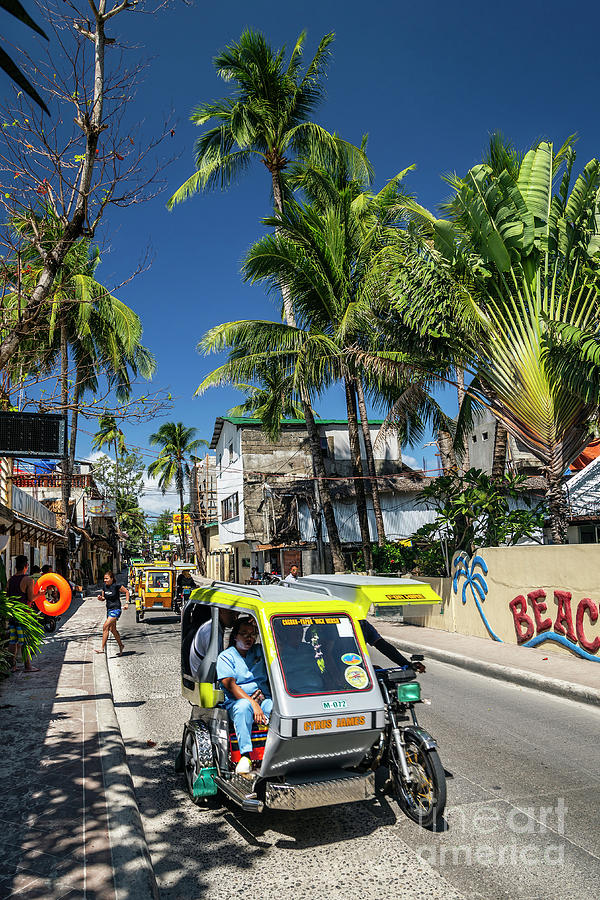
[95,571,129,656]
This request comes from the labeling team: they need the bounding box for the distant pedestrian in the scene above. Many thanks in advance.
[94,572,129,656]
[6,555,40,673]
[283,564,299,586]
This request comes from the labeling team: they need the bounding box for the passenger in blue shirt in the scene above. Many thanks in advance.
[216,617,272,775]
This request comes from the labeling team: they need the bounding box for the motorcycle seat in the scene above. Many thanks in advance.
[383,667,416,684]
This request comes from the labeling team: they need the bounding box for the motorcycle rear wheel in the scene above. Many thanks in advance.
[390,739,446,828]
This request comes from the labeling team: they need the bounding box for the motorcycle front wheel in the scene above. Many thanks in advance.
[390,739,446,828]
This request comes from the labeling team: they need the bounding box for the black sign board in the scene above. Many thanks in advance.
[0,411,67,458]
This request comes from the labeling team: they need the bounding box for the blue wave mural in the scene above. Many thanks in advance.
[522,631,600,662]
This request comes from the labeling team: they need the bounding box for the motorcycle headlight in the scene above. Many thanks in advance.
[397,682,421,703]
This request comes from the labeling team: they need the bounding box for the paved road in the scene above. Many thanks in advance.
[108,606,600,900]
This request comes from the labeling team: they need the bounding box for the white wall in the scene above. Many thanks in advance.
[323,423,400,463]
[214,421,245,545]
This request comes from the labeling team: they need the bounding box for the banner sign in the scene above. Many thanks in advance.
[87,499,117,517]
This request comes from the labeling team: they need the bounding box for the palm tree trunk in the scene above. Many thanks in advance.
[438,428,457,476]
[178,462,187,562]
[355,378,386,547]
[345,378,373,572]
[114,436,121,571]
[272,170,343,571]
[547,450,567,544]
[456,367,469,473]
[271,170,296,327]
[302,398,345,573]
[491,422,508,480]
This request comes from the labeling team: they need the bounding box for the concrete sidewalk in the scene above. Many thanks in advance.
[0,593,157,899]
[372,618,600,707]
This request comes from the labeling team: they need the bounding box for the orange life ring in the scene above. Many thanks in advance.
[33,573,72,616]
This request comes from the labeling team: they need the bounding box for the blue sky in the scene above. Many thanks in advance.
[8,0,600,512]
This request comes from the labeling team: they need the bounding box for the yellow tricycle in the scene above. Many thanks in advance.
[135,565,178,623]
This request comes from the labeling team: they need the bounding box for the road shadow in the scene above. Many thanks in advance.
[0,595,118,898]
[118,732,423,899]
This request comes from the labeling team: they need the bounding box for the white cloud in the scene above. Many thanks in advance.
[83,450,111,463]
[140,474,178,517]
[403,455,418,468]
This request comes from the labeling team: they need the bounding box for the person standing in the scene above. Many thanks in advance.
[6,555,39,673]
[94,571,129,656]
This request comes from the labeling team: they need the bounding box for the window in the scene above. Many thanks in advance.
[217,454,221,473]
[271,614,371,696]
[228,441,235,463]
[320,436,329,459]
[472,435,477,443]
[221,492,239,521]
[482,431,489,441]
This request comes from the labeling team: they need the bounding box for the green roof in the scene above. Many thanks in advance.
[222,417,384,426]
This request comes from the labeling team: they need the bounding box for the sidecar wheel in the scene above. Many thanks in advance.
[183,721,216,807]
[391,741,446,828]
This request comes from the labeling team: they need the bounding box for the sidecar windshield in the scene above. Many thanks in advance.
[272,614,371,697]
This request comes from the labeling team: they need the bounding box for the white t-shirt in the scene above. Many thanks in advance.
[189,620,223,680]
[283,573,298,586]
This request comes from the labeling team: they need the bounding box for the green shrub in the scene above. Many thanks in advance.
[0,592,45,674]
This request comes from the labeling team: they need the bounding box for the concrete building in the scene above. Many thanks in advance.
[468,408,541,475]
[12,462,115,584]
[209,416,435,579]
[557,454,600,544]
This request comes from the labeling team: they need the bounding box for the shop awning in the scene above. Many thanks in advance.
[11,512,67,543]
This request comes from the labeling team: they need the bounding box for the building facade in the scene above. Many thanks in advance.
[209,416,435,579]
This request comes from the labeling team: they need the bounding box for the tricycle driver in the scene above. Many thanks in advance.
[216,616,272,776]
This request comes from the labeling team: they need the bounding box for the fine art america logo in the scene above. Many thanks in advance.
[453,551,600,662]
[416,798,567,868]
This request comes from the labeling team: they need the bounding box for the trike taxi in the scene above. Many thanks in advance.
[177,575,446,826]
[135,564,178,623]
[128,560,146,598]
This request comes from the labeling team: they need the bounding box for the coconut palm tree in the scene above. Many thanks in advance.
[147,424,208,561]
[227,359,306,441]
[169,29,368,568]
[167,28,368,269]
[9,221,155,545]
[198,161,453,571]
[247,159,457,567]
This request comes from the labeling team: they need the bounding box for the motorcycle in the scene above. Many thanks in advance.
[371,656,446,827]
[178,579,446,828]
[174,585,193,617]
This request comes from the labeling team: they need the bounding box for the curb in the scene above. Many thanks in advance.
[386,636,600,709]
[93,649,160,900]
